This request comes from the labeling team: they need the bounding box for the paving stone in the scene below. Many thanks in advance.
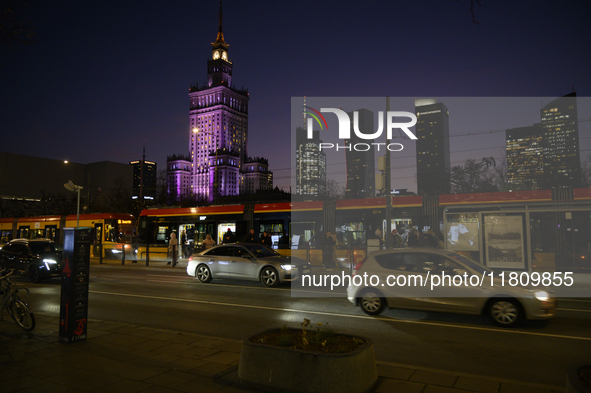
[179,346,221,359]
[423,385,473,393]
[124,366,167,381]
[189,362,233,377]
[202,351,241,365]
[377,364,415,380]
[194,338,226,348]
[177,374,232,392]
[499,382,554,393]
[169,357,208,371]
[209,341,243,353]
[454,376,500,393]
[409,370,458,387]
[375,378,426,393]
[149,353,183,364]
[143,369,198,388]
[97,379,153,393]
[0,375,46,393]
[131,339,170,351]
[153,343,193,355]
[8,382,71,393]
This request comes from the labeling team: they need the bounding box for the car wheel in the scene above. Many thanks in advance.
[29,266,43,283]
[488,298,521,327]
[260,266,279,287]
[359,290,386,315]
[195,265,212,283]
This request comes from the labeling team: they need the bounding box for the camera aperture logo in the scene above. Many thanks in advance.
[303,106,417,152]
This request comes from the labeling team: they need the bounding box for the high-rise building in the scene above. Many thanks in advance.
[295,127,326,198]
[506,124,544,190]
[540,92,580,189]
[415,99,450,195]
[344,108,374,199]
[130,148,157,202]
[182,2,265,202]
[166,154,191,201]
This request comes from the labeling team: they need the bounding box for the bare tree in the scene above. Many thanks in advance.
[450,158,498,194]
[319,179,344,200]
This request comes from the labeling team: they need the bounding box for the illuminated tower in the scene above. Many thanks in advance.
[540,92,580,189]
[415,99,450,195]
[188,1,249,202]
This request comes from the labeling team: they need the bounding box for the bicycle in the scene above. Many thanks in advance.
[0,269,36,331]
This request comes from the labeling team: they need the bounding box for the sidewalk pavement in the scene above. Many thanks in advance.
[0,260,566,393]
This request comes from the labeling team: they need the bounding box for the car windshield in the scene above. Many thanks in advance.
[29,243,57,254]
[241,244,280,258]
[447,252,491,275]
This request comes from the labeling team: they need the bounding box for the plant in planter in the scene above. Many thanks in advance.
[238,319,377,393]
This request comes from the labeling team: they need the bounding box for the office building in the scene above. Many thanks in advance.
[506,124,544,190]
[344,108,374,199]
[130,148,157,202]
[415,99,450,195]
[540,92,580,189]
[295,127,326,198]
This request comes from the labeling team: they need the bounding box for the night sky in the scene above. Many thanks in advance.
[2,1,590,193]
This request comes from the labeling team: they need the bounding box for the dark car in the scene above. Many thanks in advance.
[0,239,63,283]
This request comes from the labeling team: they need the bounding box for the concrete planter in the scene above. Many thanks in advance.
[238,329,377,393]
[566,366,591,393]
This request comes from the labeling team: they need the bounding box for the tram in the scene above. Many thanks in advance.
[138,188,591,273]
[0,213,137,258]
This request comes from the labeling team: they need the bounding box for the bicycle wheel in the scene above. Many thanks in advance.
[8,299,36,331]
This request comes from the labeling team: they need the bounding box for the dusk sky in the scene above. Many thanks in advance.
[2,1,590,193]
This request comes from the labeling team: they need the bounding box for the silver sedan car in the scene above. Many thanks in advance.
[347,248,555,327]
[187,244,311,287]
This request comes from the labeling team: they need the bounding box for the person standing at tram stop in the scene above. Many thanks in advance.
[168,232,178,267]
[260,231,272,247]
[223,228,236,244]
[391,229,404,249]
[322,231,337,271]
[203,234,216,250]
[202,233,215,250]
[242,228,256,243]
[180,230,187,258]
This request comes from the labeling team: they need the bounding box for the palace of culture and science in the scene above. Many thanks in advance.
[167,2,272,203]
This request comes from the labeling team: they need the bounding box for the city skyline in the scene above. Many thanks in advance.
[291,96,591,194]
[2,1,591,195]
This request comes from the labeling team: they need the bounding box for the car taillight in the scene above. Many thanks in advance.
[352,258,366,277]
[188,256,193,262]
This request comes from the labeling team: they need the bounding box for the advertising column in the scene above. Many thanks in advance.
[59,227,91,343]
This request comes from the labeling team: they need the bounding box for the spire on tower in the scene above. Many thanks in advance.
[212,0,228,50]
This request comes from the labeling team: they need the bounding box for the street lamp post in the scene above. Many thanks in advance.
[64,180,83,227]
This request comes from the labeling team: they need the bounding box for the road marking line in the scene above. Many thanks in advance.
[89,290,591,341]
[557,308,591,313]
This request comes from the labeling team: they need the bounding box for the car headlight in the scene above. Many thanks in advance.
[43,259,57,269]
[280,264,296,270]
[534,291,550,301]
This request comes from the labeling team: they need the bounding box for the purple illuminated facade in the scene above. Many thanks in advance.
[167,2,271,203]
[188,2,248,202]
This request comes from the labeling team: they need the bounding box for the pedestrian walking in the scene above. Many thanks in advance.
[168,232,178,267]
